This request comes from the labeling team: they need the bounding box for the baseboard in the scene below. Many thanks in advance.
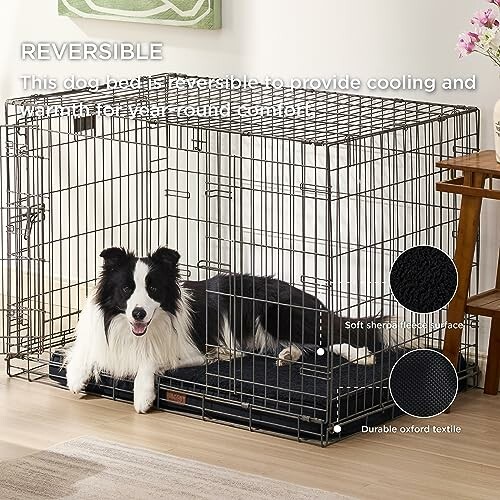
[1,265,88,310]
[476,352,497,390]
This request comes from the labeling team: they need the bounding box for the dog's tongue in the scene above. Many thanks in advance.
[132,322,147,336]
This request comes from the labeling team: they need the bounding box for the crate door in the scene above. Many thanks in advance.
[0,125,48,356]
[0,125,11,355]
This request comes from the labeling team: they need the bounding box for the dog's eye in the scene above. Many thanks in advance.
[148,285,158,294]
[122,285,132,294]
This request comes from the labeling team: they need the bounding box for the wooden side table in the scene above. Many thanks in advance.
[466,251,500,394]
[436,150,500,395]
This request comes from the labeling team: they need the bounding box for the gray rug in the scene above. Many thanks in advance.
[0,437,348,499]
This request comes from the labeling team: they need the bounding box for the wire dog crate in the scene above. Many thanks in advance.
[0,73,480,445]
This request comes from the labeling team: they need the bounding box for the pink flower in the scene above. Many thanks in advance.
[471,8,499,28]
[468,32,481,42]
[457,32,479,57]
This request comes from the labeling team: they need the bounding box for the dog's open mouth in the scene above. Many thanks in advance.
[130,321,150,336]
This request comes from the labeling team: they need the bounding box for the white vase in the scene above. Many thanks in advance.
[495,98,500,162]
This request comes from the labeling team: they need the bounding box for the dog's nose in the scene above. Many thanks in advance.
[132,307,147,321]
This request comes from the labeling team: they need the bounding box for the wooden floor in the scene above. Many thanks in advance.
[1,367,499,500]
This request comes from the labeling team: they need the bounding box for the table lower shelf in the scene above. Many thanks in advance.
[466,288,500,318]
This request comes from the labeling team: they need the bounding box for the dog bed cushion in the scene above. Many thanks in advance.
[49,350,467,442]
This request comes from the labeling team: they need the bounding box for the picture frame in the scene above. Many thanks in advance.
[58,0,221,29]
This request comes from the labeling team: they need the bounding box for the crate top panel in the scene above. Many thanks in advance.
[6,73,477,146]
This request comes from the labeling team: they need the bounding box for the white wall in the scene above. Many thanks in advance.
[1,0,498,353]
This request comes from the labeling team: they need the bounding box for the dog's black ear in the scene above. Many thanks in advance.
[100,247,129,267]
[151,247,180,267]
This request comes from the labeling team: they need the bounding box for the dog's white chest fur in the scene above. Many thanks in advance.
[66,289,204,383]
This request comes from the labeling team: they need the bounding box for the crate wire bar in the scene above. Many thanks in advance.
[0,73,480,445]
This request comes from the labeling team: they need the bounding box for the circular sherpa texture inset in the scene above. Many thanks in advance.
[389,349,458,418]
[390,246,457,314]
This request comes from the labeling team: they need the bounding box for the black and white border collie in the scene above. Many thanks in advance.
[66,247,402,413]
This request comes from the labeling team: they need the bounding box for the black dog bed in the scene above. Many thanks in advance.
[49,350,467,443]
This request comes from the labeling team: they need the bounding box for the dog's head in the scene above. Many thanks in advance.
[96,247,181,337]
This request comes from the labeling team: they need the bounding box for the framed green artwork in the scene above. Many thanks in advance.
[58,0,221,29]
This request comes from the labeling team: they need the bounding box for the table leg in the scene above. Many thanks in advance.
[484,317,500,395]
[443,173,485,368]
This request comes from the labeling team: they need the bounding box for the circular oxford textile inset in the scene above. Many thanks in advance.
[389,349,458,418]
[389,245,457,314]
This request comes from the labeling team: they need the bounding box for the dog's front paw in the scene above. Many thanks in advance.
[134,387,156,414]
[66,367,88,395]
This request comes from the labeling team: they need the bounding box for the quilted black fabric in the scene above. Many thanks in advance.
[390,246,457,314]
[389,349,458,417]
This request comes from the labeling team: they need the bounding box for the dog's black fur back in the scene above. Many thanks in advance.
[185,274,381,354]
